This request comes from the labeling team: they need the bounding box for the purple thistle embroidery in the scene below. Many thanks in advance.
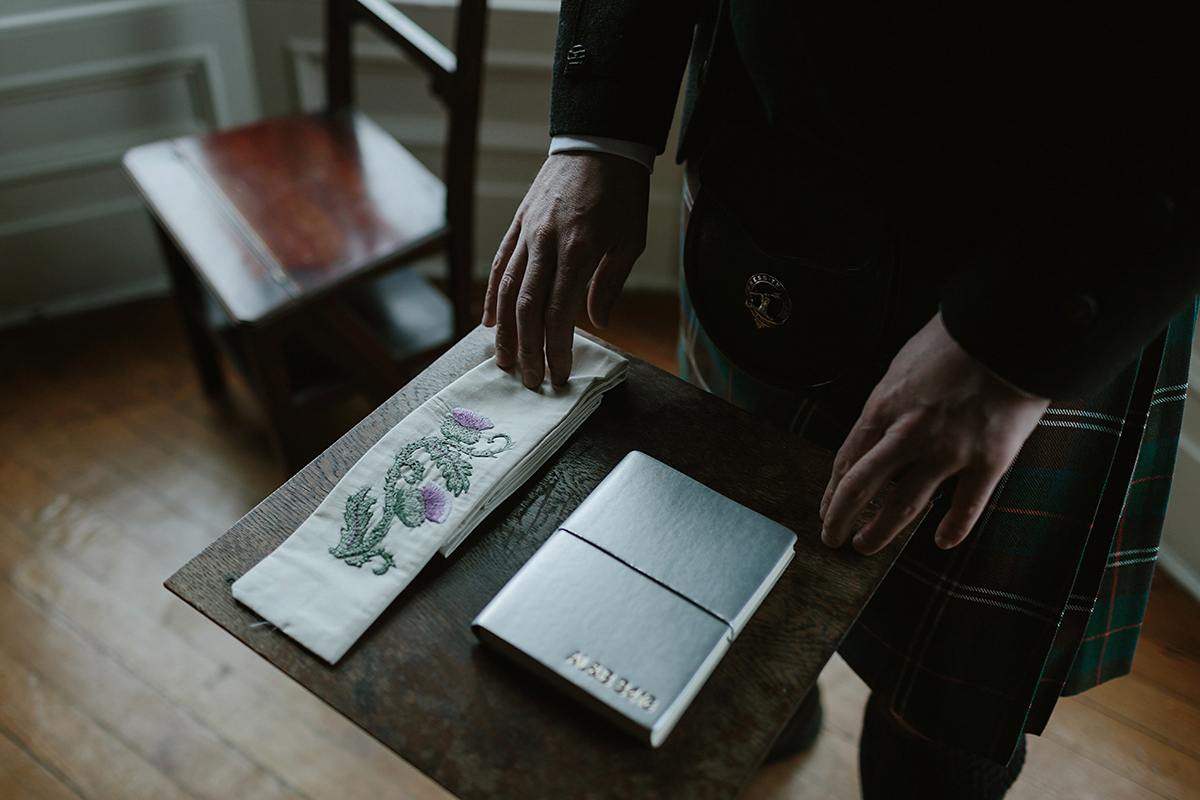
[452,408,493,430]
[422,483,451,523]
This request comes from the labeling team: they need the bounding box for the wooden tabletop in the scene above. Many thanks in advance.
[166,326,917,800]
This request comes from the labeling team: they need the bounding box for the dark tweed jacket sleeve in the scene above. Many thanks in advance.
[548,0,705,154]
[939,201,1200,400]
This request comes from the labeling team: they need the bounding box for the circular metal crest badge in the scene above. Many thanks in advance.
[744,273,791,329]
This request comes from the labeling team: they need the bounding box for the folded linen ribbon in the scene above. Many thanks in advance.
[232,334,628,663]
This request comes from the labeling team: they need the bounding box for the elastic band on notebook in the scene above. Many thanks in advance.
[559,528,736,639]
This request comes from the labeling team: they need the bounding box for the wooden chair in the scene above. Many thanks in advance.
[123,0,488,473]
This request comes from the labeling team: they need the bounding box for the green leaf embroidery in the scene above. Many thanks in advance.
[328,409,515,575]
[425,436,474,496]
[327,486,395,575]
[329,487,376,557]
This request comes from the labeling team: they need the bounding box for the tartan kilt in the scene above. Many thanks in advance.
[678,175,1198,764]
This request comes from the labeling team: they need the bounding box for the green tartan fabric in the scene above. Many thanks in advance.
[678,186,1198,764]
[1057,316,1195,695]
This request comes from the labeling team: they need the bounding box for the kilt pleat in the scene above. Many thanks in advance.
[679,170,1198,763]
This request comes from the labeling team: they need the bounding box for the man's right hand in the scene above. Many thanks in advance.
[482,152,650,388]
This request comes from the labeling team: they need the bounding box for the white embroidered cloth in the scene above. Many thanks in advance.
[232,335,628,663]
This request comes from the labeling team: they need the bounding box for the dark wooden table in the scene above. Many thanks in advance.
[166,326,917,800]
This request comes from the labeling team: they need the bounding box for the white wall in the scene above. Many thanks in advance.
[0,0,261,327]
[1159,342,1200,602]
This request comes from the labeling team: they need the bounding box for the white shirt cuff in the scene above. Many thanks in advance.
[549,135,656,173]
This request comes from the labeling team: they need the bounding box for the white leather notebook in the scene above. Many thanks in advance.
[472,451,796,746]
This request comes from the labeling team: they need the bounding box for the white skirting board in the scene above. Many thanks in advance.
[1158,543,1200,606]
[0,275,169,331]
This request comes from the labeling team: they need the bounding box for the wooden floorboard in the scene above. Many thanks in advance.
[0,729,83,800]
[0,576,302,800]
[0,646,195,800]
[1,294,1198,800]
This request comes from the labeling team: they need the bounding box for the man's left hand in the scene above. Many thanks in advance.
[820,314,1051,555]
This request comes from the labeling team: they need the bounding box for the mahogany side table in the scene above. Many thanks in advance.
[166,325,918,800]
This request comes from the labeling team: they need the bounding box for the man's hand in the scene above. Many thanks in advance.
[482,152,650,388]
[820,314,1050,555]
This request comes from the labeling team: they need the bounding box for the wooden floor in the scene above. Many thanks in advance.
[1,294,1198,800]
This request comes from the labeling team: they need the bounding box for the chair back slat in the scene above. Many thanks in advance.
[325,0,487,111]
[325,0,354,111]
[356,0,456,84]
[440,0,488,337]
[323,0,488,339]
